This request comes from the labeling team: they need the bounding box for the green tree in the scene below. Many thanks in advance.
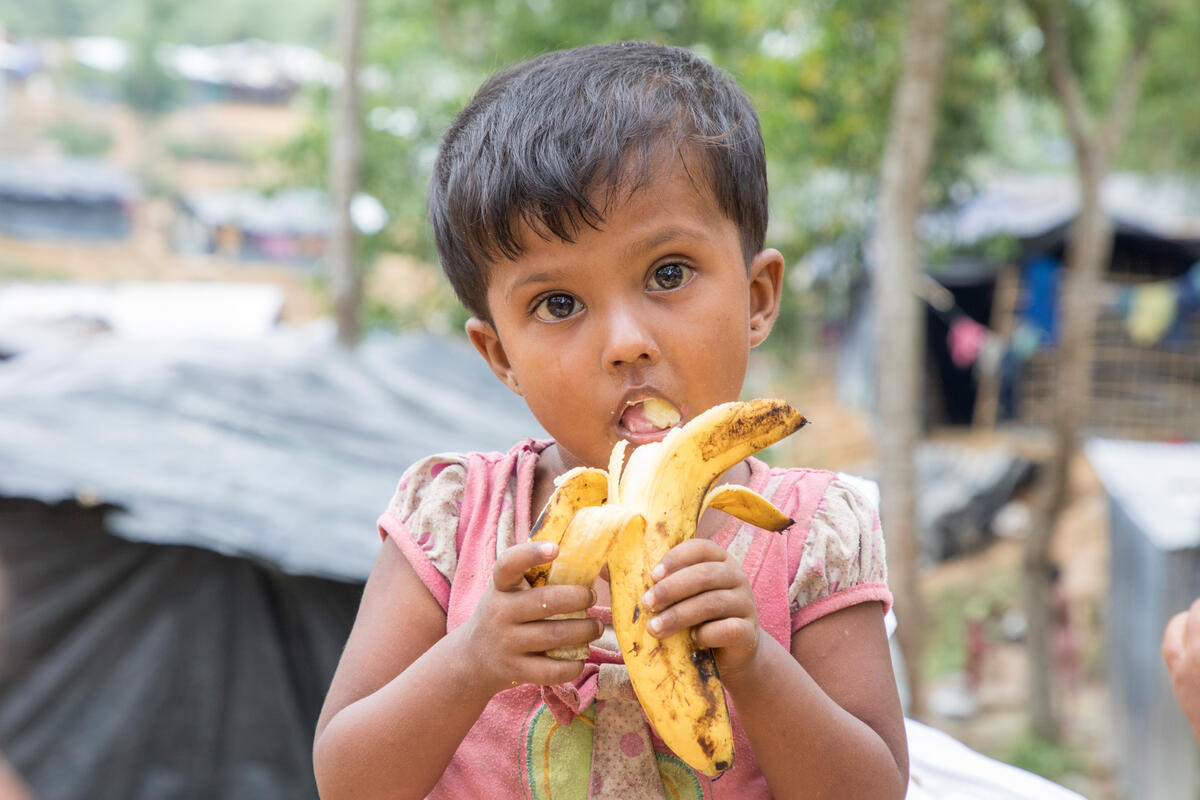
[1120,1,1200,173]
[282,0,1017,339]
[1018,0,1172,742]
[117,0,180,114]
[0,0,332,46]
[874,0,952,719]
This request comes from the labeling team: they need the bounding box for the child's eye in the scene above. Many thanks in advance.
[532,292,583,321]
[648,263,693,291]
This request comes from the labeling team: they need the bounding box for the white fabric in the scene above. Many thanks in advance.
[905,719,1088,800]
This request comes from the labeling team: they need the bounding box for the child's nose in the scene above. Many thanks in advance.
[601,306,661,372]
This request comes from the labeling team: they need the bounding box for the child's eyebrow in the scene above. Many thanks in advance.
[503,224,710,300]
[623,225,706,260]
[506,270,561,300]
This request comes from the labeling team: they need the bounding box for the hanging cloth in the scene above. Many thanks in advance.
[947,315,991,369]
[1021,257,1061,346]
[1126,282,1179,345]
[1176,262,1200,313]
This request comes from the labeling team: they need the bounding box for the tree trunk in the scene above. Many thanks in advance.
[329,0,365,348]
[1026,149,1112,739]
[873,0,951,719]
[1024,1,1153,740]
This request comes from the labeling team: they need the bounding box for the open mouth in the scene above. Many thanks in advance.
[619,397,682,437]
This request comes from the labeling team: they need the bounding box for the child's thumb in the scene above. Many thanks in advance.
[494,540,557,592]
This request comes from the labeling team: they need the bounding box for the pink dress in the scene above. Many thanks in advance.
[378,439,891,799]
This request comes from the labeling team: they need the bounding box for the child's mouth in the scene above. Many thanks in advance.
[619,397,682,437]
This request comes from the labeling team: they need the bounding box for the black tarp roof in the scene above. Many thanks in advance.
[0,328,546,582]
[0,326,547,799]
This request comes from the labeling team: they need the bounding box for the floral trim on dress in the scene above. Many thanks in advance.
[788,478,888,621]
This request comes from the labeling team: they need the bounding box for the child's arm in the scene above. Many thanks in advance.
[312,538,601,800]
[644,539,909,799]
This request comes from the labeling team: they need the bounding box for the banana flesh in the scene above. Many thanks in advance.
[542,506,643,660]
[526,466,608,589]
[522,399,808,777]
[641,396,682,428]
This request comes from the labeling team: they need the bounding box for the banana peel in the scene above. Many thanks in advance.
[525,398,808,777]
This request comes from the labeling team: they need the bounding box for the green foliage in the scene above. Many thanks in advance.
[0,258,65,281]
[998,728,1084,783]
[45,120,113,157]
[163,0,332,47]
[164,137,244,163]
[922,570,1018,680]
[0,0,129,37]
[117,53,180,114]
[0,0,332,46]
[1122,0,1200,173]
[269,0,1200,340]
[1013,0,1200,175]
[281,0,1018,279]
[115,0,181,115]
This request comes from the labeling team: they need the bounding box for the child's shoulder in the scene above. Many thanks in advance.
[382,452,471,530]
[768,466,891,625]
[758,463,881,526]
[384,439,549,522]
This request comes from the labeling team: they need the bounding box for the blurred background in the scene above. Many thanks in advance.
[0,1,1197,798]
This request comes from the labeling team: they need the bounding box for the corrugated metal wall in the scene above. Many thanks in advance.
[1108,495,1200,800]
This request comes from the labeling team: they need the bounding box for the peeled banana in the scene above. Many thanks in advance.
[525,398,808,777]
[541,505,643,660]
[525,466,609,589]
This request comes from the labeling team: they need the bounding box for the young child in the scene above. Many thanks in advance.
[313,41,908,799]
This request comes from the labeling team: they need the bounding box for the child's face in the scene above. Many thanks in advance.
[466,157,783,470]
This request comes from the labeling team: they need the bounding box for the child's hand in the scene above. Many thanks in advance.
[1163,598,1200,744]
[460,541,602,695]
[640,538,760,676]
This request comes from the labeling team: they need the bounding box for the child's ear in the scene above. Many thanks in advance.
[747,248,785,348]
[465,317,523,396]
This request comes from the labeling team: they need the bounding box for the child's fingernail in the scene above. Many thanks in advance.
[641,590,655,609]
[647,617,662,635]
[589,588,598,606]
[651,563,665,581]
[540,542,556,558]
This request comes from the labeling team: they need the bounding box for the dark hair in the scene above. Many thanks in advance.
[429,41,768,322]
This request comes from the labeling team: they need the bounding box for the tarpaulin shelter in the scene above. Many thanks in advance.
[924,175,1200,437]
[830,173,1200,438]
[0,325,545,799]
[0,156,139,241]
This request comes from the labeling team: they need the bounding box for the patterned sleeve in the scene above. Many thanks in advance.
[376,453,469,611]
[789,477,892,632]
